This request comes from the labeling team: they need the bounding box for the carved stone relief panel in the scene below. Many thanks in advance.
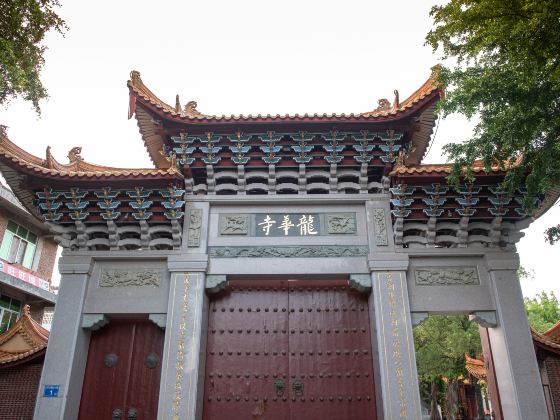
[187,209,203,247]
[415,267,480,286]
[99,269,162,287]
[219,214,249,235]
[209,245,368,258]
[326,213,356,234]
[372,208,388,246]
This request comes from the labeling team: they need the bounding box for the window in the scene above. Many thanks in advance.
[0,295,21,333]
[0,221,37,268]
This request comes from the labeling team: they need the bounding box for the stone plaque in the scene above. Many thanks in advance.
[187,209,202,247]
[255,213,320,237]
[216,212,357,236]
[372,208,388,245]
[219,214,248,235]
[99,269,161,287]
[326,213,356,234]
[415,267,479,286]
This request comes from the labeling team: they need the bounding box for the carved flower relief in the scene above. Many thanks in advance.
[99,270,162,287]
[326,214,356,234]
[414,268,479,286]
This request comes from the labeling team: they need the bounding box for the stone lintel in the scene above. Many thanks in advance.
[206,275,227,294]
[469,311,498,328]
[404,248,486,258]
[58,258,94,275]
[349,274,372,294]
[167,254,208,272]
[81,314,109,331]
[411,312,429,326]
[484,252,520,271]
[62,250,178,261]
[186,193,387,205]
[148,314,167,330]
[368,253,409,271]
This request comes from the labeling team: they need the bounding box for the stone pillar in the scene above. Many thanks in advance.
[157,200,209,420]
[370,256,422,419]
[484,253,548,420]
[157,269,207,420]
[34,256,92,420]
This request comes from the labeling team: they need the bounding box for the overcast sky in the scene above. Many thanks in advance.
[0,0,558,296]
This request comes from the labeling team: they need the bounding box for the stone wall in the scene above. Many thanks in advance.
[545,358,560,418]
[0,214,8,246]
[0,360,43,420]
[36,239,58,281]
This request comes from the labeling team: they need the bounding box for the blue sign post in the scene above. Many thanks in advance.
[43,385,60,398]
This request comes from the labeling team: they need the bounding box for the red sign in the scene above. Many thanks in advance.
[0,259,50,291]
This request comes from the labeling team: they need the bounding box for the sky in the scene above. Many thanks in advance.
[0,0,558,296]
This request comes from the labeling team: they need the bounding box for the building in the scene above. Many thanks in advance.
[466,324,560,420]
[0,69,557,420]
[0,304,49,419]
[0,178,57,419]
[0,181,58,331]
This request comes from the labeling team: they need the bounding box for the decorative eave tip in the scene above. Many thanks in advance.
[360,66,444,118]
[127,70,206,120]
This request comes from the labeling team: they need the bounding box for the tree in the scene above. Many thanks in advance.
[426,0,560,230]
[414,315,482,406]
[0,0,67,114]
[524,291,560,333]
[545,224,560,245]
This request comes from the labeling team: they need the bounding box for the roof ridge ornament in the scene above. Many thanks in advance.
[45,146,55,169]
[175,94,181,113]
[184,100,203,118]
[374,98,391,113]
[130,70,142,85]
[392,90,400,112]
[68,146,84,163]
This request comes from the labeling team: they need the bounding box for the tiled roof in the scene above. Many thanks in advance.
[532,328,560,352]
[0,305,48,367]
[465,327,560,380]
[0,128,183,217]
[128,68,443,167]
[0,131,181,180]
[541,320,560,345]
[465,353,487,381]
[389,159,560,220]
[127,67,443,123]
[389,160,506,176]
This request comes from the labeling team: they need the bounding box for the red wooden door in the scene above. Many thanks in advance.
[78,319,164,420]
[203,281,377,420]
[203,285,290,420]
[288,284,376,419]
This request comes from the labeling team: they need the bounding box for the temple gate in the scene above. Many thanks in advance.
[0,68,554,419]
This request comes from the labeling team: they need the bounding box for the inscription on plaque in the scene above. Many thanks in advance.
[218,213,357,237]
[415,267,480,286]
[256,213,319,236]
[100,269,162,287]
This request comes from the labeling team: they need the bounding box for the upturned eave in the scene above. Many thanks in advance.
[127,68,444,168]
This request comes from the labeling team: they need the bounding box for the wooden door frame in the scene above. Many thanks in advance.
[78,314,165,419]
[202,275,382,419]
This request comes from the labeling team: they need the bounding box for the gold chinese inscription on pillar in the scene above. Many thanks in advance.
[172,273,190,420]
[387,273,408,418]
